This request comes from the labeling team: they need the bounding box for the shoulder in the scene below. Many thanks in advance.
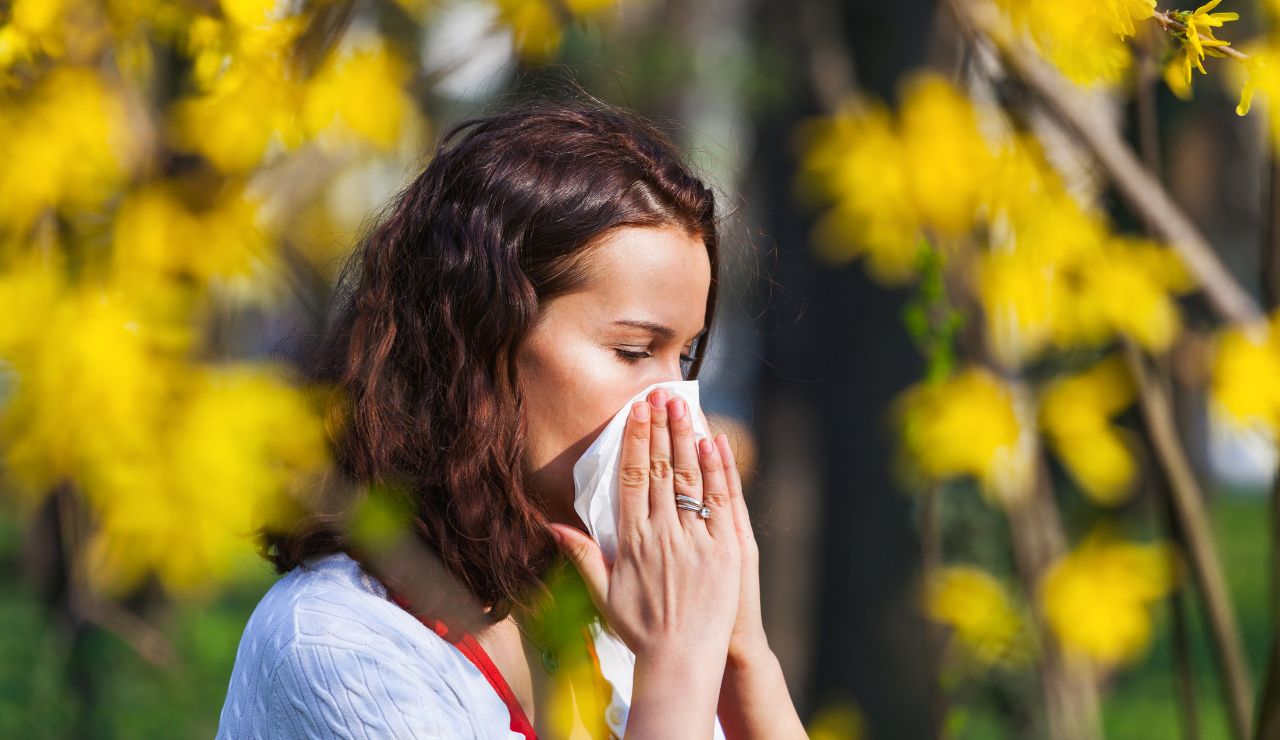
[216,552,519,739]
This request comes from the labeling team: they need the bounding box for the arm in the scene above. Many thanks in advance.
[626,646,729,739]
[716,640,808,740]
[707,432,807,739]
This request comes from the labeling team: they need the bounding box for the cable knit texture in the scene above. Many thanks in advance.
[216,551,523,739]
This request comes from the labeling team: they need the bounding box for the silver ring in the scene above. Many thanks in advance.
[675,494,711,520]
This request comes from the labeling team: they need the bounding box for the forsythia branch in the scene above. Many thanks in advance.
[946,0,1263,326]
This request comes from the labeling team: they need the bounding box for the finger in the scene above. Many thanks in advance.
[646,388,677,524]
[617,401,651,535]
[548,524,610,608]
[667,396,704,531]
[716,433,754,542]
[696,435,734,541]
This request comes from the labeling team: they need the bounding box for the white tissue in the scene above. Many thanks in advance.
[571,379,712,565]
[569,378,725,740]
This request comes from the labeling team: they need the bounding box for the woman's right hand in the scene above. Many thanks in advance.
[548,387,741,733]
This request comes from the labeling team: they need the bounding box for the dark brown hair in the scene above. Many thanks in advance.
[262,94,721,620]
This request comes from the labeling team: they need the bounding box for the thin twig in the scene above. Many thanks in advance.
[1133,42,1202,737]
[1124,341,1254,740]
[76,597,177,669]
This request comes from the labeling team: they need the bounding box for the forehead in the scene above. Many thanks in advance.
[578,226,711,329]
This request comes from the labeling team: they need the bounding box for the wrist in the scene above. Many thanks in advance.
[726,633,774,672]
[636,641,729,678]
[632,644,727,730]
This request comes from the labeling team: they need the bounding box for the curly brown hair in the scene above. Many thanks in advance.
[261,94,722,620]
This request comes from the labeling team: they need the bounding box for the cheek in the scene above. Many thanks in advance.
[523,348,658,472]
[519,341,632,460]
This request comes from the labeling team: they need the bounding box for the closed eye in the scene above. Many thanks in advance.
[613,348,698,364]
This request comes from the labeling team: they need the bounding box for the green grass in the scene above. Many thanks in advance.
[0,507,276,739]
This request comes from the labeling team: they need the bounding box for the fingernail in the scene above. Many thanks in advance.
[698,438,713,455]
[670,398,685,420]
[650,389,668,409]
[633,402,649,422]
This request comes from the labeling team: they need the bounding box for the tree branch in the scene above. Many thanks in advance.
[946,0,1262,326]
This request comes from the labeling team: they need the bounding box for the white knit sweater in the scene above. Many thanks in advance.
[215,552,524,739]
[216,551,728,739]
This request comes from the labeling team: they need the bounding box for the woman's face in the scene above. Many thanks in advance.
[516,225,712,529]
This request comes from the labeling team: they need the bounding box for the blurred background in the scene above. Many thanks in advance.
[3,0,1280,738]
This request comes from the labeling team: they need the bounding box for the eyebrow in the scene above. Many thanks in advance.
[611,319,708,342]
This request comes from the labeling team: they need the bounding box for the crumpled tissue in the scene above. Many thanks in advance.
[572,379,713,565]
[570,379,725,740]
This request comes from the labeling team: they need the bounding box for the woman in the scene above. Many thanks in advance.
[216,95,807,739]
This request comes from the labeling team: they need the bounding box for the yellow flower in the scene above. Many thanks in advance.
[111,180,276,288]
[1165,0,1238,96]
[0,283,187,501]
[977,189,1109,366]
[1182,0,1238,58]
[1107,0,1158,36]
[926,565,1030,668]
[993,0,1143,85]
[0,252,328,596]
[896,368,1034,504]
[1236,54,1262,115]
[1164,46,1196,99]
[169,11,309,171]
[1082,237,1191,352]
[0,251,64,355]
[0,66,137,231]
[1039,356,1138,505]
[82,363,331,597]
[170,57,306,172]
[303,41,418,150]
[221,0,282,27]
[977,169,1192,368]
[1040,525,1177,666]
[1210,314,1280,435]
[898,73,995,238]
[796,101,921,283]
[795,75,997,284]
[1226,42,1280,124]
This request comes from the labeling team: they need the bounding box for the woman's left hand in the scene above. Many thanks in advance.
[709,432,770,665]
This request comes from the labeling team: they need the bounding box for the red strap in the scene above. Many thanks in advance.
[385,590,537,740]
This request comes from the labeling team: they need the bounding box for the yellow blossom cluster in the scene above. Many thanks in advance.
[0,253,330,597]
[0,1,631,603]
[1038,355,1139,506]
[926,565,1031,669]
[895,367,1034,505]
[1210,311,1280,437]
[1039,525,1177,666]
[895,356,1143,509]
[992,0,1156,85]
[795,75,990,284]
[0,67,138,233]
[796,73,1196,369]
[1164,0,1241,98]
[0,0,189,81]
[171,9,420,172]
